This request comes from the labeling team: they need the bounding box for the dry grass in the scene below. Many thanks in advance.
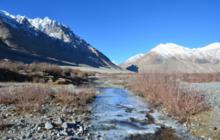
[0,86,53,113]
[0,61,60,73]
[130,73,208,121]
[0,85,96,114]
[0,92,16,105]
[0,61,93,84]
[56,87,96,107]
[180,73,220,83]
[0,61,90,77]
[14,87,53,113]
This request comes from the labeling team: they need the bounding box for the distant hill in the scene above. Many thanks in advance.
[0,10,117,68]
[122,43,220,73]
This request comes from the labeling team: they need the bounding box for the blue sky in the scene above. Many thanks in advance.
[1,0,220,63]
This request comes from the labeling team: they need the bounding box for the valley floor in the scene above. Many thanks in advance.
[0,68,220,140]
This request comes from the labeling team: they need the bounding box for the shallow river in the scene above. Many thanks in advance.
[89,87,198,140]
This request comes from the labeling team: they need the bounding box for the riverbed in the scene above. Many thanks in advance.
[89,87,199,140]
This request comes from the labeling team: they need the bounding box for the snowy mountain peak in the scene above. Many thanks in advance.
[153,43,185,50]
[0,10,28,24]
[0,10,20,28]
[15,15,27,23]
[28,16,74,42]
[201,42,220,50]
[29,16,61,29]
[0,10,116,68]
[151,42,220,53]
[124,53,145,64]
[0,10,96,54]
[146,42,220,64]
[122,42,220,73]
[0,10,74,42]
[150,43,191,57]
[0,10,15,19]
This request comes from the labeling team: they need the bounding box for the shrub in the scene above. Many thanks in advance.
[130,73,208,121]
[15,86,52,113]
[0,86,52,113]
[0,85,96,114]
[0,92,16,105]
[56,87,96,107]
[0,61,92,84]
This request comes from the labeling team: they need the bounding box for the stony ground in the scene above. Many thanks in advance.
[182,82,220,140]
[0,83,95,140]
[1,73,220,140]
[0,104,90,140]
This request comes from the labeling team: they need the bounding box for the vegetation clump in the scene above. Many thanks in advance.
[0,85,96,114]
[129,73,208,121]
[0,61,93,84]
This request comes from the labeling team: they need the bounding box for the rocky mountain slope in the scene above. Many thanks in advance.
[0,10,116,68]
[122,43,220,73]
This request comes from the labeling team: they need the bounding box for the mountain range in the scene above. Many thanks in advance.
[122,43,220,73]
[2,10,220,73]
[0,11,116,68]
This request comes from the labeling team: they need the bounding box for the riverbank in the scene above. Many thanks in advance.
[0,62,98,140]
[182,82,220,139]
[88,87,198,140]
[125,73,220,140]
[89,74,199,140]
[0,83,96,140]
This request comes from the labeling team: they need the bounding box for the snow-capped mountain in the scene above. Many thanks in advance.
[0,10,79,43]
[150,43,220,63]
[0,10,116,68]
[124,53,145,64]
[122,43,220,73]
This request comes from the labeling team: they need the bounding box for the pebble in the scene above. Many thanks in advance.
[25,132,32,138]
[45,122,53,130]
[56,117,63,125]
[60,130,68,136]
[62,122,68,129]
[78,126,84,133]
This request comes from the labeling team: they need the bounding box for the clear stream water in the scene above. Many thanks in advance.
[90,88,160,140]
[89,87,199,140]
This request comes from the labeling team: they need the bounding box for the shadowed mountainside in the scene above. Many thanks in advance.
[0,11,117,68]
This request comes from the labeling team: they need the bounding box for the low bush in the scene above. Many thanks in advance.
[130,73,208,121]
[56,87,96,107]
[0,61,92,84]
[15,86,52,113]
[0,85,96,114]
[0,92,16,105]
